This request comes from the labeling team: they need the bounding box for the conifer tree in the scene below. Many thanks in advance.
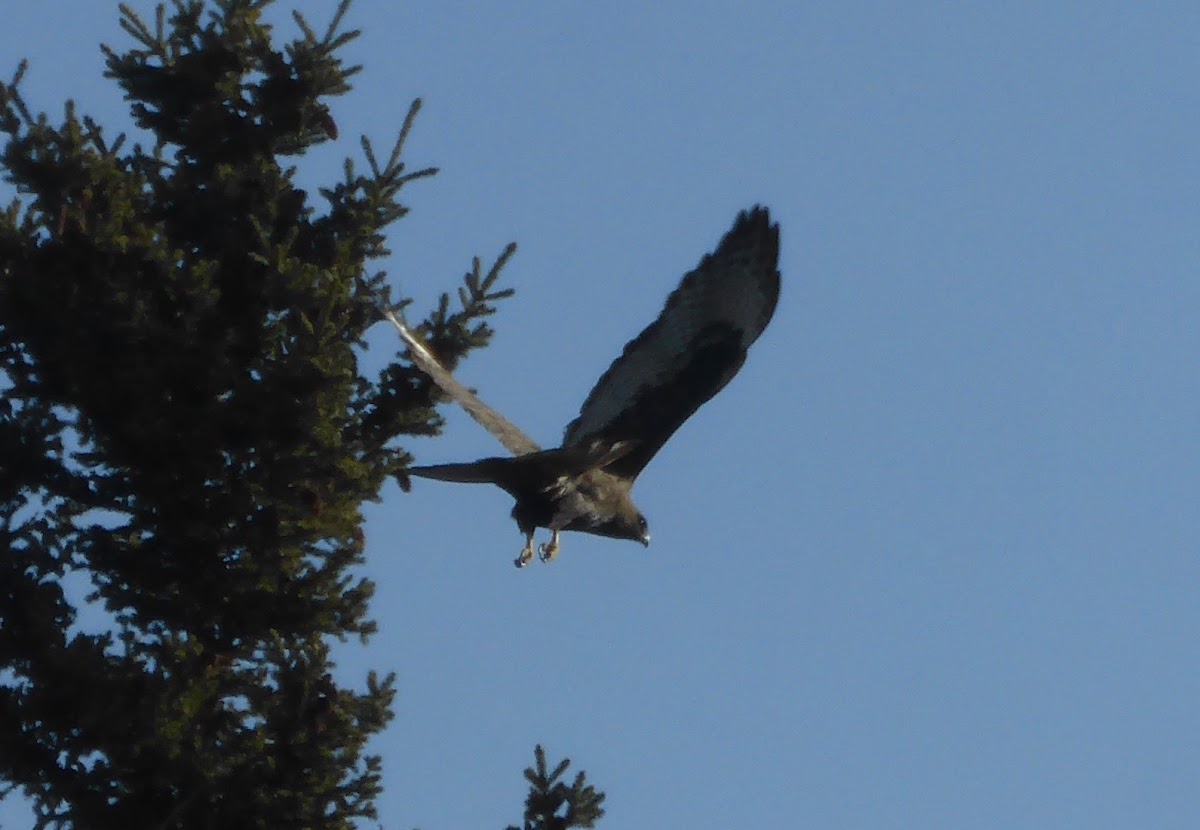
[0,1,604,827]
[506,746,606,830]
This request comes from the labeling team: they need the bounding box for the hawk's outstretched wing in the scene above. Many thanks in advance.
[561,206,780,480]
[385,312,542,457]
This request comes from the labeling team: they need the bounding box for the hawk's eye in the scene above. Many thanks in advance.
[637,514,648,532]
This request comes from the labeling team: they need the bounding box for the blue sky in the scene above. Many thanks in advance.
[3,2,1199,828]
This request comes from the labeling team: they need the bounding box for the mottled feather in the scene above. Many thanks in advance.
[561,206,780,479]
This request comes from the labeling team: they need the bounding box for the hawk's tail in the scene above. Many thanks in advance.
[409,440,639,486]
[409,458,511,484]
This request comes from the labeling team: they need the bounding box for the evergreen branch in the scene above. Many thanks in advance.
[151,780,215,830]
[116,3,159,51]
[0,61,34,130]
[506,745,606,830]
[391,98,423,171]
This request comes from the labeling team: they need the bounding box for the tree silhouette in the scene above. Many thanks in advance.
[0,1,603,827]
[506,746,606,830]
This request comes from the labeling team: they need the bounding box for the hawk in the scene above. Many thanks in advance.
[388,206,780,567]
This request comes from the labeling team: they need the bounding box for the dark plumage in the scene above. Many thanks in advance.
[387,206,781,567]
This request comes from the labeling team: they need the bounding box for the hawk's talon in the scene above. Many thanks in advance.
[538,532,561,563]
[515,534,536,568]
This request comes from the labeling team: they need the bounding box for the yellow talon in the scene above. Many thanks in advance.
[538,531,561,563]
[515,534,535,568]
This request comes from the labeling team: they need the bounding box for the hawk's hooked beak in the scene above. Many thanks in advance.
[640,533,650,548]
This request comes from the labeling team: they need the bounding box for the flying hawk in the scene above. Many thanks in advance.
[388,206,780,567]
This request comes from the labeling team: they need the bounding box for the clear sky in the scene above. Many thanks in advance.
[3,2,1198,828]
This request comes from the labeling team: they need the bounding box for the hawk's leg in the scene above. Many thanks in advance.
[515,532,536,568]
[538,531,561,563]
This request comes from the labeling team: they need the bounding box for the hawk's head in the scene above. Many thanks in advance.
[587,503,651,547]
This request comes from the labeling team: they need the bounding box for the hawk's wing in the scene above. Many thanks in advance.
[561,206,780,481]
[385,312,542,456]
